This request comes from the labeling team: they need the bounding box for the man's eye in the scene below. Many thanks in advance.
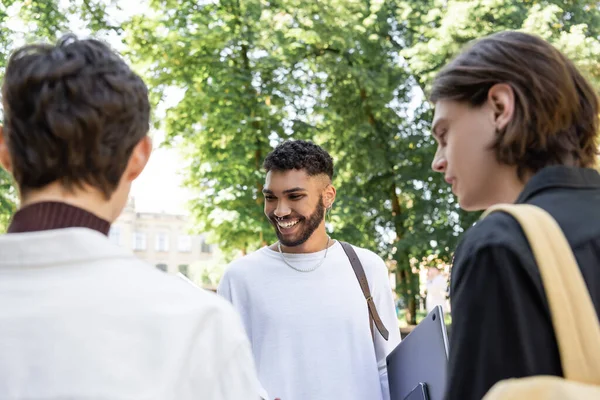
[265,196,276,201]
[289,195,304,200]
[439,130,448,144]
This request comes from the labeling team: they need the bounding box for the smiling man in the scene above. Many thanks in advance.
[218,140,400,400]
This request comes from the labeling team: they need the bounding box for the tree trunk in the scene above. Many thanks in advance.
[391,183,417,325]
[359,85,417,324]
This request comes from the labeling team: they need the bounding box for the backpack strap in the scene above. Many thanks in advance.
[482,204,600,384]
[340,241,389,341]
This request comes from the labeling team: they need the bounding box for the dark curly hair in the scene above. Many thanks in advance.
[430,30,599,178]
[1,33,150,199]
[263,140,334,179]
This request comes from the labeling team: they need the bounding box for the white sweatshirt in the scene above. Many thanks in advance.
[218,241,401,400]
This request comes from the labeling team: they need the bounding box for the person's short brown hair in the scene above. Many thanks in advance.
[1,34,150,199]
[430,30,599,178]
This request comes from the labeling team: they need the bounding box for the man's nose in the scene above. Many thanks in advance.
[431,149,447,173]
[274,202,291,217]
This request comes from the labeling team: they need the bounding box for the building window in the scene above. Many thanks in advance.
[156,232,169,252]
[109,226,121,246]
[133,231,146,251]
[179,264,189,277]
[200,238,211,254]
[156,263,168,272]
[178,235,192,253]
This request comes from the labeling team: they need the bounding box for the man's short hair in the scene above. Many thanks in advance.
[1,34,150,199]
[430,30,599,178]
[263,140,334,179]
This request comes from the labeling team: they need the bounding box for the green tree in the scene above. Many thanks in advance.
[123,0,478,323]
[123,0,600,324]
[256,0,479,323]
[394,0,600,321]
[124,0,300,258]
[398,0,600,91]
[0,170,16,231]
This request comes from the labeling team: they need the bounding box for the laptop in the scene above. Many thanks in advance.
[386,305,450,400]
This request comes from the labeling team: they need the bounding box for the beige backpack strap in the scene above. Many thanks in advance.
[482,204,600,384]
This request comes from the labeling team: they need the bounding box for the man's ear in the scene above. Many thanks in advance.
[0,126,13,174]
[487,83,515,131]
[323,183,336,209]
[123,135,152,182]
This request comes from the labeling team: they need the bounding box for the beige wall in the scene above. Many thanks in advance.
[108,198,218,280]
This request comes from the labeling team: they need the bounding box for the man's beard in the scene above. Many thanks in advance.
[269,195,326,247]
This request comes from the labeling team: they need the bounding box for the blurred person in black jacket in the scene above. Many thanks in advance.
[429,30,600,400]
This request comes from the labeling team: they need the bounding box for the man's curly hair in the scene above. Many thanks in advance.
[263,140,334,179]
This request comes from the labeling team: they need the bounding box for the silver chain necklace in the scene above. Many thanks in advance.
[277,236,331,273]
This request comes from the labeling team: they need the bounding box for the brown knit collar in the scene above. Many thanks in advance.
[7,201,111,236]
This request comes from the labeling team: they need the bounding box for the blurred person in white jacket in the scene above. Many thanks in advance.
[426,267,449,313]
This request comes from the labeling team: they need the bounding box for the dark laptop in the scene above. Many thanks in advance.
[386,306,450,400]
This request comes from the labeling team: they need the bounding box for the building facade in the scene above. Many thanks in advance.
[108,198,218,282]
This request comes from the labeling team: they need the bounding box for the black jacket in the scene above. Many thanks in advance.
[445,166,600,400]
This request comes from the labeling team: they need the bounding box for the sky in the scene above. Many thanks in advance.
[93,1,191,214]
[131,131,190,214]
[130,87,190,215]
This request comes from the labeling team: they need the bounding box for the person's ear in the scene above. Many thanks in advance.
[487,83,515,131]
[0,126,13,174]
[123,136,152,182]
[323,184,336,209]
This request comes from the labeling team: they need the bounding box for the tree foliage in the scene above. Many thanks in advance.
[123,0,600,322]
[399,0,600,91]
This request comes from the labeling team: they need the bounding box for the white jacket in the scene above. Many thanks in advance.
[0,228,260,399]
